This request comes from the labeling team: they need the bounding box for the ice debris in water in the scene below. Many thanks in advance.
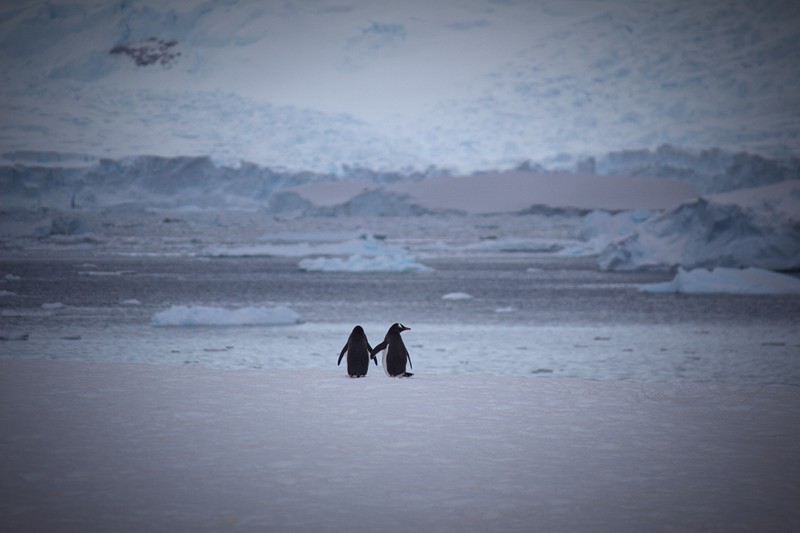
[151,305,301,327]
[640,267,800,295]
[442,292,474,300]
[297,237,430,272]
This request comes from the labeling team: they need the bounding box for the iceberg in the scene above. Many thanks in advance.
[151,305,301,327]
[640,267,800,295]
[599,181,800,271]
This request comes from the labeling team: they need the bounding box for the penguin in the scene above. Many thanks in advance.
[338,325,376,378]
[370,323,413,377]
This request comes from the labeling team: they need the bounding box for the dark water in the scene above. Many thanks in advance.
[2,255,799,383]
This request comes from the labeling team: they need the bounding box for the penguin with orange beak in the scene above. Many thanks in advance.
[371,323,413,377]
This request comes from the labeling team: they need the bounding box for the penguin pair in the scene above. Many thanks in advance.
[338,323,413,378]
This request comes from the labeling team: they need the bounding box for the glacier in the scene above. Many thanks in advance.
[1,1,799,172]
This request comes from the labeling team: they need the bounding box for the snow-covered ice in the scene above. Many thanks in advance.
[2,2,799,171]
[151,305,301,327]
[598,181,800,271]
[640,267,800,295]
[1,360,798,533]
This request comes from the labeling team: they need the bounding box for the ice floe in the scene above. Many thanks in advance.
[442,292,474,300]
[640,267,800,295]
[299,253,430,273]
[151,305,301,327]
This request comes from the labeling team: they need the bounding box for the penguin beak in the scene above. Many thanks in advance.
[402,326,411,331]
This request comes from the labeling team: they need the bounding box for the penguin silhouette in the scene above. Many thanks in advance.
[338,325,376,378]
[371,323,413,377]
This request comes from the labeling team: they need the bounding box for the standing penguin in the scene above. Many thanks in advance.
[371,323,413,377]
[338,325,376,378]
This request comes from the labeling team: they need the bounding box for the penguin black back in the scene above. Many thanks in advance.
[370,323,413,377]
[338,325,375,377]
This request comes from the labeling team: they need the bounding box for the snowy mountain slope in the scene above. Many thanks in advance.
[1,0,799,172]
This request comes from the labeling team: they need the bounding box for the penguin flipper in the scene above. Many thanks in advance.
[406,352,413,370]
[370,341,387,358]
[338,343,348,366]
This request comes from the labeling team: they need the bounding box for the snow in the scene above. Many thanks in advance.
[579,208,652,252]
[640,267,800,295]
[151,305,301,327]
[1,1,799,171]
[2,360,798,532]
[598,181,800,271]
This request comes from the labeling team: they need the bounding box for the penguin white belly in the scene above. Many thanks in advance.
[382,345,391,377]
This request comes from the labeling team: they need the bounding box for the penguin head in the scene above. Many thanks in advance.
[352,325,364,334]
[390,323,411,334]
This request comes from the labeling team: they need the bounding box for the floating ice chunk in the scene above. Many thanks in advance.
[495,306,515,313]
[121,299,142,305]
[299,254,430,272]
[5,274,21,281]
[208,236,392,258]
[442,292,473,300]
[79,270,137,276]
[293,236,430,272]
[152,305,301,327]
[0,290,16,297]
[466,238,563,253]
[42,302,65,310]
[640,267,800,295]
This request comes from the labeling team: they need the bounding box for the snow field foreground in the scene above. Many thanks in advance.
[2,361,799,533]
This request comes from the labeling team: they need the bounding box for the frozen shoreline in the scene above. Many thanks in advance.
[2,360,799,532]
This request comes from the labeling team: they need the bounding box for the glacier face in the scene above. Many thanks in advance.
[1,0,799,172]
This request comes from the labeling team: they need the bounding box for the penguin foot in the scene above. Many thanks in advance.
[399,372,414,378]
